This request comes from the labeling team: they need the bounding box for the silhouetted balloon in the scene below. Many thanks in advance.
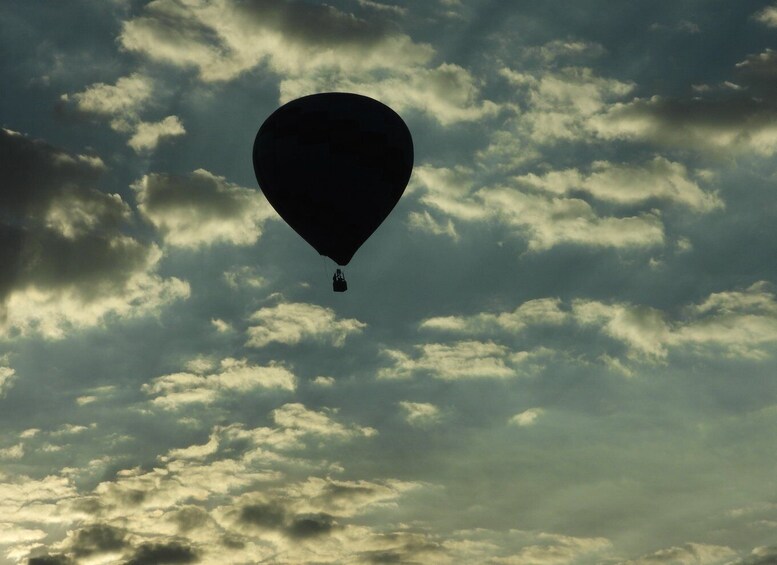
[253,93,414,266]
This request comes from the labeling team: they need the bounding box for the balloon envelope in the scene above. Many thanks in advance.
[253,93,414,266]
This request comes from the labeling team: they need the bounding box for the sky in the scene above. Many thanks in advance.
[2,0,777,563]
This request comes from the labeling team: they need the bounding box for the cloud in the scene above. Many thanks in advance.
[575,282,777,360]
[0,444,24,459]
[61,73,153,119]
[66,524,127,557]
[513,157,721,212]
[0,473,79,525]
[734,546,777,565]
[62,74,184,152]
[521,39,606,65]
[0,129,189,339]
[421,298,567,334]
[246,302,366,347]
[754,6,777,27]
[28,555,74,565]
[0,524,47,544]
[143,357,297,409]
[618,542,737,565]
[379,340,538,380]
[411,165,665,250]
[223,266,266,289]
[0,366,15,397]
[279,62,501,126]
[492,533,611,564]
[423,282,777,362]
[126,115,185,152]
[509,408,544,427]
[399,401,442,426]
[572,300,671,359]
[589,94,777,155]
[119,0,433,81]
[478,187,663,251]
[125,541,199,565]
[649,21,701,34]
[357,0,408,16]
[117,0,499,125]
[271,403,376,439]
[133,169,275,248]
[313,376,336,387]
[500,66,634,144]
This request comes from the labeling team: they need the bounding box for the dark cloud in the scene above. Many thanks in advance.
[124,541,199,565]
[0,128,140,296]
[736,48,777,86]
[735,547,777,565]
[27,556,73,565]
[286,513,336,539]
[239,502,338,539]
[132,169,272,248]
[238,502,287,530]
[0,129,102,217]
[70,524,127,556]
[235,0,391,47]
[171,505,211,532]
[0,129,187,336]
[362,552,404,564]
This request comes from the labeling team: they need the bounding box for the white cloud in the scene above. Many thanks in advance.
[421,298,567,334]
[522,39,606,64]
[50,424,92,437]
[4,251,189,340]
[117,0,500,126]
[415,283,777,365]
[0,366,15,398]
[271,403,376,439]
[493,533,611,565]
[0,524,47,545]
[573,299,671,359]
[62,74,185,152]
[0,473,80,525]
[119,0,433,82]
[143,358,297,409]
[514,157,722,212]
[500,66,634,143]
[478,186,664,251]
[3,249,190,340]
[574,282,777,360]
[133,169,275,248]
[127,115,185,152]
[281,476,419,517]
[62,73,153,118]
[590,95,777,156]
[246,302,366,347]
[755,6,777,27]
[357,0,407,16]
[399,401,442,426]
[313,376,336,387]
[509,408,544,427]
[280,62,500,126]
[379,340,538,380]
[211,318,233,333]
[411,165,665,250]
[618,542,737,565]
[407,210,459,240]
[0,444,24,460]
[224,266,267,289]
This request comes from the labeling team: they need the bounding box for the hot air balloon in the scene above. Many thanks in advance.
[252,93,414,292]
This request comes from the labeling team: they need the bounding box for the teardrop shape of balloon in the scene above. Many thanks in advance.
[253,92,414,266]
